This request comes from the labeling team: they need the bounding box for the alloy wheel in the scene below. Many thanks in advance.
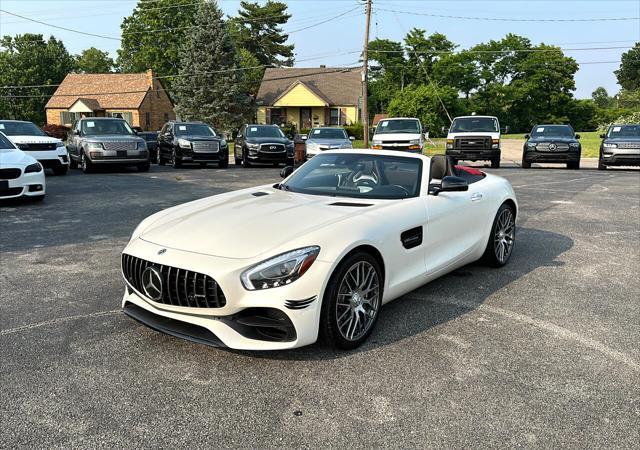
[335,261,380,341]
[494,208,515,263]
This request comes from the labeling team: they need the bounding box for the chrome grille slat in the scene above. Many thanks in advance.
[166,266,174,306]
[103,141,137,151]
[192,141,219,153]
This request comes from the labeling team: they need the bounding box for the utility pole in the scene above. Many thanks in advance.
[362,0,372,148]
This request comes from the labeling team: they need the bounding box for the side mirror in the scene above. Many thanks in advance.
[431,176,469,195]
[349,135,356,141]
[280,166,294,178]
[133,129,139,135]
[287,134,293,140]
[599,134,606,139]
[524,134,530,139]
[575,134,581,139]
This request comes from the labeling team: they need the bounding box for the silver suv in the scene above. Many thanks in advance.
[67,117,149,173]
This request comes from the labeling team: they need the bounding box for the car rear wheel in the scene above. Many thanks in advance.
[320,252,382,349]
[482,203,515,267]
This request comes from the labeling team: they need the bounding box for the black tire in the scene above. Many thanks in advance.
[598,159,606,170]
[171,150,181,168]
[567,161,580,170]
[521,157,531,169]
[242,150,251,167]
[157,151,165,166]
[52,165,68,176]
[481,203,516,267]
[491,158,500,169]
[69,157,78,169]
[80,152,93,174]
[137,162,150,172]
[319,251,383,350]
[219,158,229,168]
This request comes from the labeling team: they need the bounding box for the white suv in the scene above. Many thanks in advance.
[0,120,69,175]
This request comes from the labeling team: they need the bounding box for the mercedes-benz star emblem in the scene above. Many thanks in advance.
[142,267,163,301]
[548,143,557,151]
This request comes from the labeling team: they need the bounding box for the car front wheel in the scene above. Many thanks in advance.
[482,203,516,267]
[80,152,93,174]
[171,150,181,168]
[320,252,382,349]
[521,156,531,169]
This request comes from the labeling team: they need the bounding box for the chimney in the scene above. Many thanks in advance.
[146,69,154,88]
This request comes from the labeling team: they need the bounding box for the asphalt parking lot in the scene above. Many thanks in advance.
[1,162,639,448]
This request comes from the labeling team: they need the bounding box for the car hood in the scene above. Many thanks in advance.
[138,187,382,259]
[307,138,350,146]
[245,137,291,144]
[6,135,62,144]
[0,148,36,167]
[528,137,577,143]
[447,132,500,139]
[373,132,421,141]
[605,137,640,142]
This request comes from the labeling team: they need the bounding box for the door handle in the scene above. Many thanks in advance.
[471,192,483,202]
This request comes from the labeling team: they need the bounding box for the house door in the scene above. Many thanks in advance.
[300,108,312,129]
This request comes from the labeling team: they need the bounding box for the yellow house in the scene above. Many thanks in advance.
[256,66,362,129]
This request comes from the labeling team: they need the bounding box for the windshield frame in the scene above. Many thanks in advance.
[280,153,424,200]
[174,123,217,137]
[530,125,575,138]
[375,119,422,135]
[450,117,499,133]
[81,119,135,136]
[245,125,286,139]
[308,128,349,140]
[607,124,640,139]
[0,121,47,137]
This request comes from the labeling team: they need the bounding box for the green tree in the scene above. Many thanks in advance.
[591,86,612,108]
[75,47,115,73]
[403,28,456,85]
[228,1,294,67]
[0,34,75,124]
[118,0,202,92]
[615,43,640,91]
[172,0,251,131]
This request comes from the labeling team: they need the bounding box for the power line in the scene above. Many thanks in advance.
[376,7,640,22]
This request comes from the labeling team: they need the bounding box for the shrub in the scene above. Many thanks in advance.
[344,123,364,139]
[598,111,640,133]
[42,124,70,141]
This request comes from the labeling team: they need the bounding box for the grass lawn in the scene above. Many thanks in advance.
[502,131,601,158]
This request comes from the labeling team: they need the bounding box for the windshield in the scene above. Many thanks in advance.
[531,125,574,138]
[82,119,133,136]
[0,121,47,137]
[450,117,499,133]
[0,133,16,149]
[309,128,348,140]
[281,153,422,200]
[375,119,421,135]
[608,124,640,138]
[175,123,216,137]
[246,126,285,138]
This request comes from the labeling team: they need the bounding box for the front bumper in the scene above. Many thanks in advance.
[180,148,228,163]
[88,149,148,164]
[120,238,331,350]
[524,150,580,163]
[25,149,69,169]
[0,169,46,199]
[247,150,293,163]
[446,149,500,161]
[601,149,640,166]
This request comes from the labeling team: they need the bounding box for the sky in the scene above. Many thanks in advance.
[1,0,639,98]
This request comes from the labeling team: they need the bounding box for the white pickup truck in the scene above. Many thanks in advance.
[371,117,424,153]
[445,115,501,168]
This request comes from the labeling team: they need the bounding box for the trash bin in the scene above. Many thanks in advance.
[293,134,307,163]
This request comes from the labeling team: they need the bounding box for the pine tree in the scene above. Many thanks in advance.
[172,0,251,131]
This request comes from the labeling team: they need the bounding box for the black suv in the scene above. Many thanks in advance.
[522,124,581,169]
[157,121,229,168]
[234,124,294,167]
[598,124,640,170]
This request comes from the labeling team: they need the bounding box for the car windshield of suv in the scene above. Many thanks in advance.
[281,153,422,199]
[246,126,285,138]
[175,124,216,137]
[309,128,348,140]
[608,125,640,138]
[0,133,16,149]
[0,121,47,136]
[531,125,574,138]
[375,119,420,134]
[82,120,133,136]
[450,117,499,133]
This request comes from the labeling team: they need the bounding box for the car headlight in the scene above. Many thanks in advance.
[446,139,454,149]
[55,141,65,148]
[286,142,294,149]
[569,142,580,148]
[25,162,43,173]
[342,143,353,149]
[178,139,191,149]
[246,142,259,150]
[306,142,319,151]
[527,142,536,147]
[372,140,382,146]
[491,139,500,149]
[220,139,227,148]
[603,143,617,149]
[137,141,147,150]
[240,246,320,290]
[86,142,103,150]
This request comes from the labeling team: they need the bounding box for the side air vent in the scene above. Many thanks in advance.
[401,226,423,249]
[329,202,372,207]
[252,191,270,197]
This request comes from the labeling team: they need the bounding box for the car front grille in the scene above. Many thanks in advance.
[455,137,491,150]
[259,143,285,153]
[102,141,138,151]
[24,143,57,150]
[0,168,22,179]
[192,141,219,152]
[618,142,640,149]
[122,254,227,309]
[0,187,23,197]
[535,143,570,151]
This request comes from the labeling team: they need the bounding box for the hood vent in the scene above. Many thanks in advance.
[251,191,270,197]
[329,202,372,207]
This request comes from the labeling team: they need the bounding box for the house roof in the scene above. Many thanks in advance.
[257,67,362,106]
[45,72,153,109]
[73,98,104,110]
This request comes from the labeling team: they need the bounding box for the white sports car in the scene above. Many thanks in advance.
[0,132,46,201]
[121,150,517,350]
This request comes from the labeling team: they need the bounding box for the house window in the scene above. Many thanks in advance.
[329,108,340,126]
[60,111,87,126]
[267,108,285,125]
[108,111,133,125]
[145,112,151,130]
